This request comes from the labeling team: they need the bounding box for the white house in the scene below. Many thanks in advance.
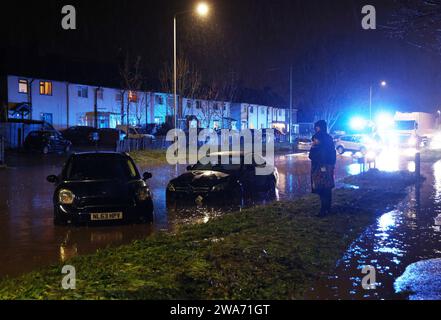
[4,74,291,132]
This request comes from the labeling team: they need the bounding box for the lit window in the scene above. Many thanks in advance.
[129,91,138,103]
[39,81,52,96]
[18,79,28,94]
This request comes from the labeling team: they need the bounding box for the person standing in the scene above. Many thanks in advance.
[309,120,337,217]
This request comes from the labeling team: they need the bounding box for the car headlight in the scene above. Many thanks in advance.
[58,189,75,205]
[136,187,151,201]
[167,184,176,192]
[212,182,228,192]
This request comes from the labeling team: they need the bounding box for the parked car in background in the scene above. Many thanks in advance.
[61,126,97,146]
[46,152,154,225]
[167,151,279,205]
[335,134,380,155]
[295,137,312,152]
[24,131,72,154]
[98,128,126,147]
[116,125,155,141]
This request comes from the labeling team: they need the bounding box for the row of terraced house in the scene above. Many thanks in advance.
[1,75,296,134]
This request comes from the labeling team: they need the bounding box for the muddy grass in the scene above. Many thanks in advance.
[0,170,416,300]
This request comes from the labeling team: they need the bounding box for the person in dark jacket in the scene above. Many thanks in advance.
[309,120,337,217]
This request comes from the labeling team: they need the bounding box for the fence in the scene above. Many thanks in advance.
[116,136,172,153]
[0,136,5,166]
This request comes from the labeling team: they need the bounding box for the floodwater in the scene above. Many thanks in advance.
[3,149,440,300]
[0,151,354,278]
[310,158,441,300]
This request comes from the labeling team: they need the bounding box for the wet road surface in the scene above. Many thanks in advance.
[0,151,354,278]
[310,160,441,300]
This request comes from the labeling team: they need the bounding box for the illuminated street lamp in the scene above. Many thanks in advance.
[173,3,210,130]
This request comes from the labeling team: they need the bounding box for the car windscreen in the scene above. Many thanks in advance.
[65,155,138,181]
[192,157,242,172]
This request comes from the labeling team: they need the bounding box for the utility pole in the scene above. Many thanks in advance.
[289,65,293,143]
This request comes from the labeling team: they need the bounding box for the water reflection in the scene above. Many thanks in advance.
[311,161,441,300]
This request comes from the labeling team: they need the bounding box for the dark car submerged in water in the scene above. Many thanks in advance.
[47,152,153,225]
[166,152,279,205]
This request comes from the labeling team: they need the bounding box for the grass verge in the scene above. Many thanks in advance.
[0,170,416,300]
[128,150,168,167]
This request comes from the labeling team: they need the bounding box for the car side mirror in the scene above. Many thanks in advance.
[47,175,59,184]
[143,172,153,180]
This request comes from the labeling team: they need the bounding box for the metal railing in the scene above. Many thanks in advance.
[116,136,172,153]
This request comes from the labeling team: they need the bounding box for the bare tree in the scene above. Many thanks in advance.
[160,56,202,128]
[119,53,143,127]
[293,45,347,132]
[386,0,441,54]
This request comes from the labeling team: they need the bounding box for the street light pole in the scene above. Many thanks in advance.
[173,3,209,132]
[173,16,178,131]
[289,65,293,143]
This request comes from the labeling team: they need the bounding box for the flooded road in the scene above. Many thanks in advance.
[310,160,441,300]
[0,151,354,278]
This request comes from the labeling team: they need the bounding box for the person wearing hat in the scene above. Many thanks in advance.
[308,120,337,217]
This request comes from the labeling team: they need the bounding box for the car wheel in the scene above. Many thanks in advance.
[42,146,50,155]
[337,146,345,155]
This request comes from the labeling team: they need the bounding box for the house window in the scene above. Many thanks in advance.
[249,107,254,114]
[213,103,219,111]
[129,91,138,103]
[186,100,193,109]
[279,110,283,116]
[155,95,164,105]
[39,81,52,96]
[96,88,104,100]
[18,79,28,94]
[78,86,88,98]
[196,101,202,109]
[116,93,122,102]
[261,108,265,114]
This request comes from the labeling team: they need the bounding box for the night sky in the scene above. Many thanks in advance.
[1,0,441,121]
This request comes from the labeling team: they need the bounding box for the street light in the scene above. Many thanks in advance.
[196,3,210,16]
[173,3,210,131]
[369,80,387,122]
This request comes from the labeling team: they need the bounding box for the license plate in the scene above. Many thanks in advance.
[91,212,123,221]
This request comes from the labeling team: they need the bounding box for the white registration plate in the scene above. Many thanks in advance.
[91,212,123,221]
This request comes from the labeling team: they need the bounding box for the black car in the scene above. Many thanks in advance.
[61,126,98,146]
[166,152,279,204]
[24,131,72,154]
[46,152,154,225]
[98,128,126,147]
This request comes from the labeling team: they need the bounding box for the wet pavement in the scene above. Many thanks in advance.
[310,160,441,300]
[0,151,354,278]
